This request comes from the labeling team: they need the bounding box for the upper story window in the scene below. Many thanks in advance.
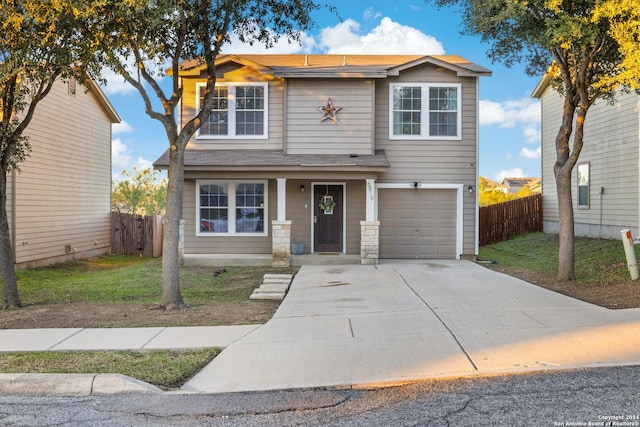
[390,83,461,140]
[197,82,268,139]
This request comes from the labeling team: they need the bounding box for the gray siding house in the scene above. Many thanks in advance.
[533,79,640,239]
[154,54,491,266]
[7,78,120,268]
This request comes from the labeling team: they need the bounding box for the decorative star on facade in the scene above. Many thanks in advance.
[317,98,342,122]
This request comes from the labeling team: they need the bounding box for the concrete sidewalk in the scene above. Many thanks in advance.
[0,325,260,352]
[2,261,640,396]
[181,261,640,393]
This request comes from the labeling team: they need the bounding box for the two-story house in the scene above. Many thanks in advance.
[533,77,640,240]
[7,78,120,268]
[154,54,491,266]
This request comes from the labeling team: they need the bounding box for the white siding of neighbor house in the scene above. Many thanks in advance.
[374,64,479,256]
[540,87,640,239]
[180,65,285,151]
[9,79,113,267]
[285,79,375,155]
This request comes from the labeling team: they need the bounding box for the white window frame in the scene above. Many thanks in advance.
[196,180,268,236]
[389,83,462,140]
[196,82,269,140]
[577,162,590,209]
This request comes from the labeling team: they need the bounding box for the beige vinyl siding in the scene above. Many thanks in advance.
[540,87,640,238]
[374,64,478,256]
[13,79,112,266]
[285,79,374,155]
[182,178,275,254]
[180,68,284,150]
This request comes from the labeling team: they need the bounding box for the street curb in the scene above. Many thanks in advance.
[0,373,163,396]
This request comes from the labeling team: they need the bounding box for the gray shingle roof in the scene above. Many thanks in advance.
[154,149,390,170]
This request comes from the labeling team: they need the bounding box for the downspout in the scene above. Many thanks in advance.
[474,77,480,257]
[283,79,288,154]
[11,169,16,263]
[637,93,640,236]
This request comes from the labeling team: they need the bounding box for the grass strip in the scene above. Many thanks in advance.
[479,232,638,285]
[0,348,220,390]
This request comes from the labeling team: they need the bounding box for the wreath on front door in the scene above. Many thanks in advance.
[318,194,336,214]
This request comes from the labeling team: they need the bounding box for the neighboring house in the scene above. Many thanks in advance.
[533,78,638,240]
[501,177,541,194]
[6,78,120,268]
[481,177,508,194]
[154,54,491,266]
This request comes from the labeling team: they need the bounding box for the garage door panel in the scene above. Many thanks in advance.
[379,189,457,259]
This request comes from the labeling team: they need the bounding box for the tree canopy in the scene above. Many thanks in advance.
[112,167,167,216]
[76,0,330,309]
[429,0,640,280]
[1,1,100,307]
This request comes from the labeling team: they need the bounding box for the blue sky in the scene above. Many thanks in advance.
[106,1,542,183]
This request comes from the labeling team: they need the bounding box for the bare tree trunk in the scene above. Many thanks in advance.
[160,142,186,310]
[555,167,575,281]
[0,168,21,308]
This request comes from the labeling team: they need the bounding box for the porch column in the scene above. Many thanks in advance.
[272,179,291,267]
[360,221,380,265]
[365,178,375,221]
[277,178,287,221]
[272,220,292,267]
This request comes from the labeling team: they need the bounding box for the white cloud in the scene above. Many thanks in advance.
[223,30,317,54]
[100,57,167,96]
[480,97,541,143]
[318,17,445,55]
[363,7,383,21]
[112,120,133,134]
[112,138,154,180]
[112,138,132,172]
[101,68,136,96]
[495,168,525,182]
[520,146,541,159]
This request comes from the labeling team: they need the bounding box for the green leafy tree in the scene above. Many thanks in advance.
[112,167,167,215]
[430,0,640,281]
[478,177,517,207]
[0,1,100,308]
[80,0,331,310]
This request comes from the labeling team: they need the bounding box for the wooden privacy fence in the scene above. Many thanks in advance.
[111,211,163,257]
[479,194,543,246]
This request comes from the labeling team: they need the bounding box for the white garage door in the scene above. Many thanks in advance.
[379,189,457,259]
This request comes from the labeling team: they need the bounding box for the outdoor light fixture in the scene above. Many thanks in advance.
[468,186,473,193]
[300,185,305,192]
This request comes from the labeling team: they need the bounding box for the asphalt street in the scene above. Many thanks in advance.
[1,365,638,426]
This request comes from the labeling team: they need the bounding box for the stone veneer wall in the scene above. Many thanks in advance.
[272,220,292,267]
[360,221,380,265]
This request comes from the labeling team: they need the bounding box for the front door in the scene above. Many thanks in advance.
[313,184,344,252]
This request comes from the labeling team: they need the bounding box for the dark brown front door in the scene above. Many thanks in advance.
[314,184,343,252]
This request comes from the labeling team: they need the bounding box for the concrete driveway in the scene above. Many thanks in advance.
[182,261,640,393]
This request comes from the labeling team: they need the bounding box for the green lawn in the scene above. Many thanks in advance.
[479,232,638,285]
[11,255,296,305]
[0,349,220,390]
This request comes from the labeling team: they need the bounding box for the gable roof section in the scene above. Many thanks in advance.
[87,79,121,124]
[177,54,491,79]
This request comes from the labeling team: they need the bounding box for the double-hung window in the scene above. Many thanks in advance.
[197,82,268,139]
[197,181,267,235]
[390,83,461,139]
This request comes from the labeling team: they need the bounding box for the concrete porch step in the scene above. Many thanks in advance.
[249,273,294,301]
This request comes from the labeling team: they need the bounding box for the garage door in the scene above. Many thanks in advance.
[379,189,457,259]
